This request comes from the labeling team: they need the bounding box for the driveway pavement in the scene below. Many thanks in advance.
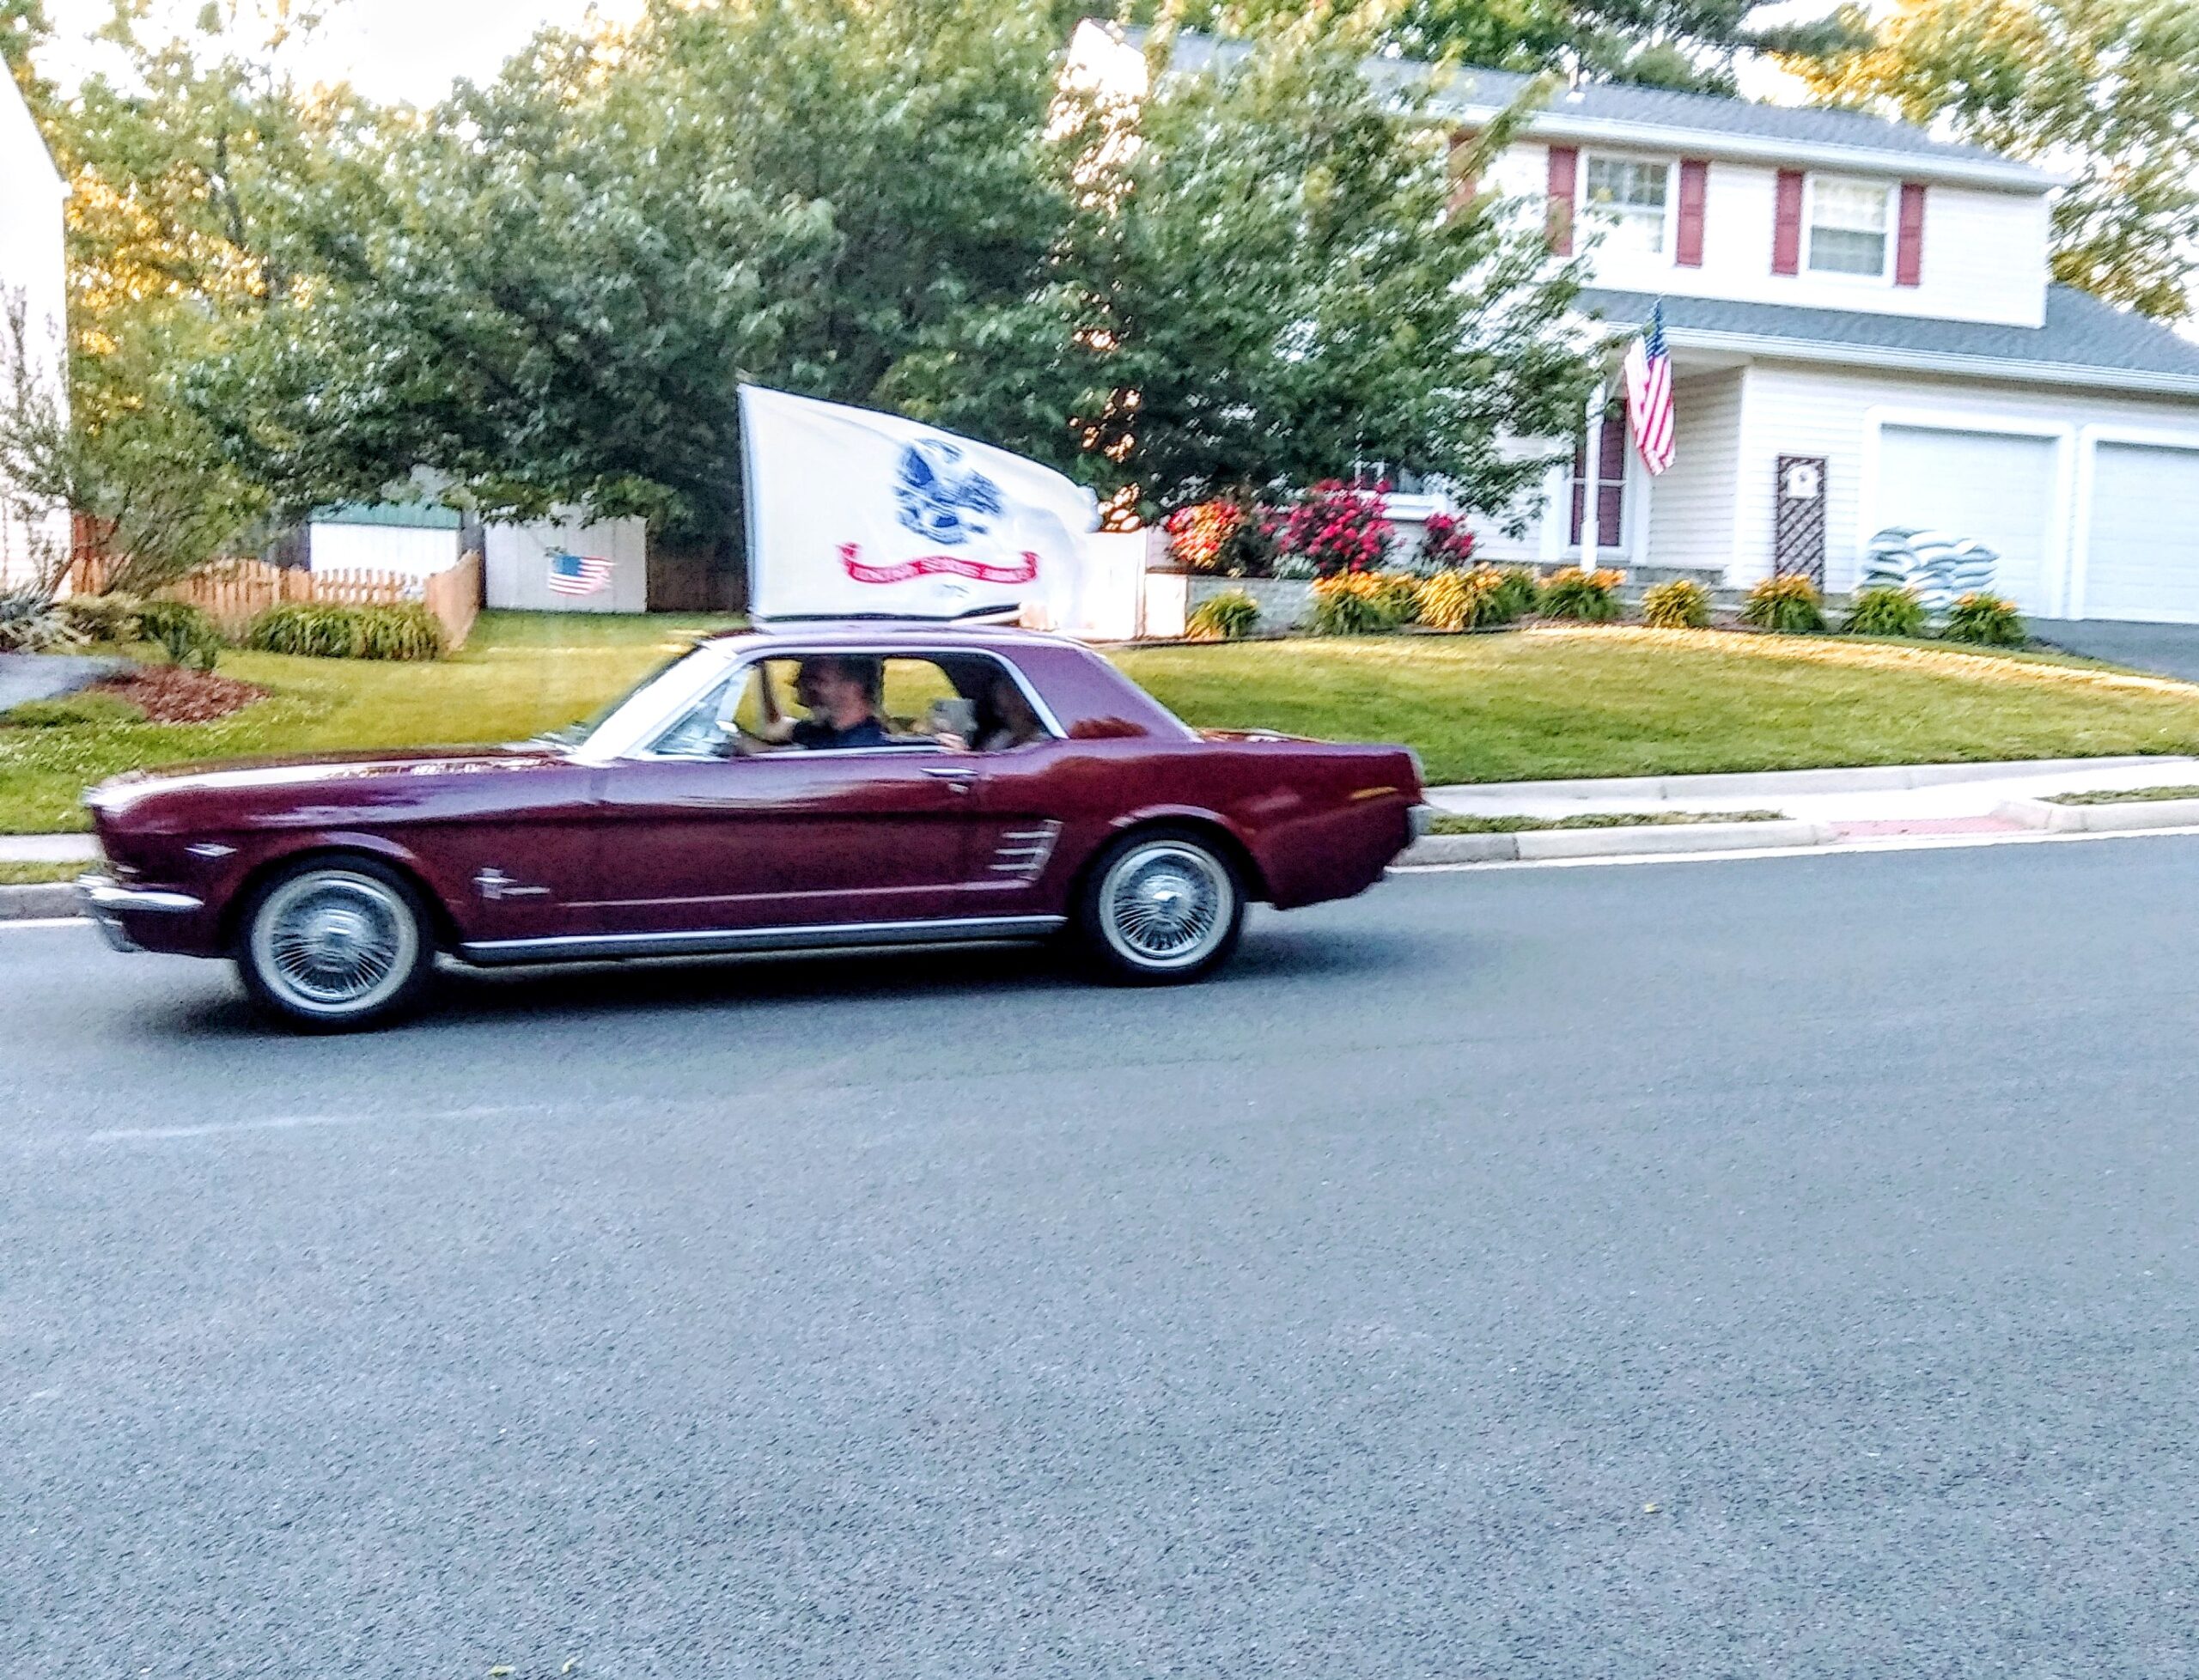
[6,845,2199,1677]
[2031,618,2199,681]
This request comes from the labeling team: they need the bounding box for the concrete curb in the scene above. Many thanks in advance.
[1398,819,1832,867]
[0,883,82,921]
[1994,795,2199,834]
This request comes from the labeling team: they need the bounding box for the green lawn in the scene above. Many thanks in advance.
[1116,628,2199,785]
[9,613,2199,833]
[0,611,733,832]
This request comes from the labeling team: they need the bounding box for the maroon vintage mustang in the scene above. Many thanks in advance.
[78,623,1428,1028]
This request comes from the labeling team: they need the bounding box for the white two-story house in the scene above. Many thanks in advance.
[0,66,70,588]
[1143,30,2199,624]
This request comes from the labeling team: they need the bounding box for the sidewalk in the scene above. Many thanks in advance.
[1426,755,2199,843]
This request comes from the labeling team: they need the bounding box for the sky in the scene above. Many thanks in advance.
[40,0,649,106]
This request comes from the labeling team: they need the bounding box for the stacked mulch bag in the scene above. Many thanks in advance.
[1860,527,1999,613]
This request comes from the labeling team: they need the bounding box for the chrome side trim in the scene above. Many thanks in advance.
[77,875,204,914]
[455,913,1068,967]
[989,821,1063,880]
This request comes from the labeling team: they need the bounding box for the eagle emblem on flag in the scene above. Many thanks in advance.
[893,439,1005,546]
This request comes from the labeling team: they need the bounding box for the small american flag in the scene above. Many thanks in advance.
[1622,302,1676,476]
[546,551,613,596]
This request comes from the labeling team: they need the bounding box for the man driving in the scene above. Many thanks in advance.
[748,654,893,751]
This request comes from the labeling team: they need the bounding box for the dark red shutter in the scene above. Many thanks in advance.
[1547,144,1579,256]
[1447,130,1480,216]
[1676,159,1708,266]
[1773,168,1804,276]
[1896,182,1926,286]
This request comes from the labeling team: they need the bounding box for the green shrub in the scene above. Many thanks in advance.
[247,600,445,660]
[1741,574,1826,634]
[58,593,146,645]
[0,591,88,654]
[0,691,144,728]
[137,600,223,670]
[1307,571,1414,635]
[1641,578,1711,630]
[1538,566,1623,623]
[1843,584,1926,638]
[1490,567,1541,620]
[356,604,447,660]
[1942,592,2025,648]
[1416,565,1529,632]
[1185,588,1260,641]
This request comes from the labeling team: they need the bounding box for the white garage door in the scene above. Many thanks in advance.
[2081,442,2199,624]
[1874,426,2059,615]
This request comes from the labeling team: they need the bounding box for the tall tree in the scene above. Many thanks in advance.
[905,15,1598,520]
[1788,0,2199,320]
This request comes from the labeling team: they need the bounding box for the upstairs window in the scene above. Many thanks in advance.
[1807,178,1892,277]
[1582,156,1671,258]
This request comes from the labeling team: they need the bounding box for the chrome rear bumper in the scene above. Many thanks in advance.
[77,874,204,953]
[1409,804,1436,840]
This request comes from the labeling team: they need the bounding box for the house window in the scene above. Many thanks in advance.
[1582,156,1671,258]
[1807,178,1892,277]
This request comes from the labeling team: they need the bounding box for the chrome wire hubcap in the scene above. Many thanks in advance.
[1102,843,1229,967]
[252,873,417,1014]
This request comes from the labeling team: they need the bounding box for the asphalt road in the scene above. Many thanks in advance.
[6,837,2199,1677]
[2031,618,2199,684]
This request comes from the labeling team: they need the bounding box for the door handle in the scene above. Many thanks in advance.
[923,764,976,792]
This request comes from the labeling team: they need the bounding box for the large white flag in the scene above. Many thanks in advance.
[740,386,1100,623]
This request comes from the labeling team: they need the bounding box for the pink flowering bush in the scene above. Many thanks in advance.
[1410,512,1476,575]
[1270,481,1392,579]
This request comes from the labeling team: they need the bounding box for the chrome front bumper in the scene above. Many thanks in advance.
[77,874,204,953]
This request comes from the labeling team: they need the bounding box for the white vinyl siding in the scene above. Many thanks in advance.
[1582,155,1671,259]
[2079,442,2199,623]
[1806,178,1892,279]
[0,75,70,587]
[1519,139,2050,327]
[1645,370,1745,575]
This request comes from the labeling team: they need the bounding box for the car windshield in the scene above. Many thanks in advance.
[530,642,715,748]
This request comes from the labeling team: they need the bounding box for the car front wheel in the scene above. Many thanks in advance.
[1078,828,1245,984]
[236,859,436,1031]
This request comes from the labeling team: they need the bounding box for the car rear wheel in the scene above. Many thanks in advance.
[235,859,436,1031]
[1078,828,1244,984]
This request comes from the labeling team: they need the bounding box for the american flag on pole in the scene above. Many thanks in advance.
[1622,302,1676,476]
[546,551,613,596]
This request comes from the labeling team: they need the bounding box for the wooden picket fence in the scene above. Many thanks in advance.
[67,550,484,650]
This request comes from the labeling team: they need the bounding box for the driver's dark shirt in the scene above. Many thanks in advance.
[790,715,892,751]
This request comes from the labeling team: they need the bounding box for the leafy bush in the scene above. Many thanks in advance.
[0,691,144,727]
[1165,501,1242,572]
[1641,578,1710,630]
[1185,588,1260,641]
[356,604,447,661]
[137,600,224,670]
[1415,565,1527,632]
[1843,584,1926,638]
[1741,574,1826,635]
[1538,566,1623,623]
[1308,570,1415,635]
[0,590,88,654]
[1410,512,1476,576]
[1271,481,1392,578]
[1490,566,1541,621]
[246,601,444,660]
[1942,592,2026,648]
[58,593,146,645]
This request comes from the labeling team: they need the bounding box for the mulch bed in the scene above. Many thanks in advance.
[92,665,267,723]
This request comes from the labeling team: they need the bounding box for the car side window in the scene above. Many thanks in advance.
[646,654,1020,758]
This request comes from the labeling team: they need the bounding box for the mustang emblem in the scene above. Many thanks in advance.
[894,439,1004,547]
[474,867,548,902]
